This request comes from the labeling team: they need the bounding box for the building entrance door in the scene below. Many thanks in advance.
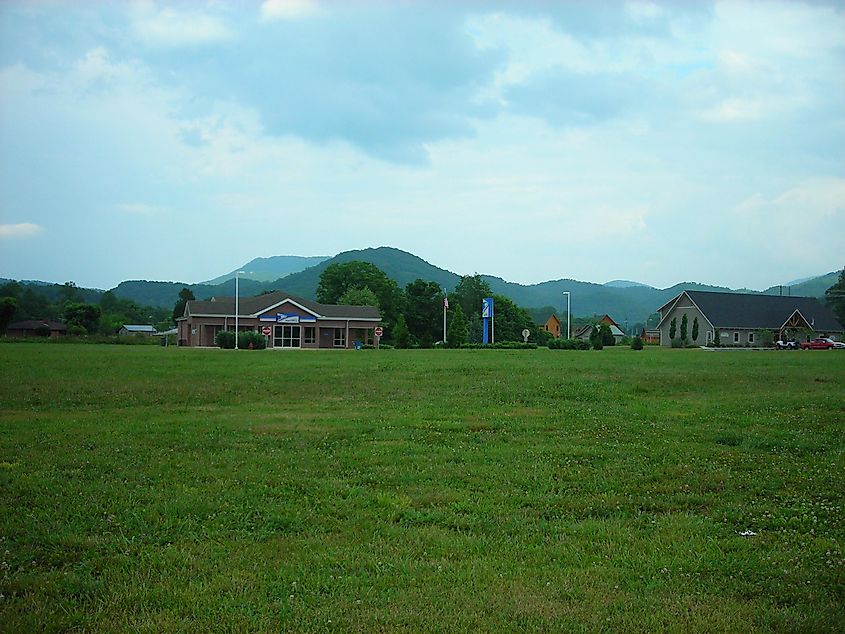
[274,325,301,348]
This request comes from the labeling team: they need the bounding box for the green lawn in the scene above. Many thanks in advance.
[1,344,843,632]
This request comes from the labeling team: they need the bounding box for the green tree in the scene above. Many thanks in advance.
[591,325,603,350]
[825,267,845,326]
[172,287,196,322]
[447,304,468,348]
[669,317,677,340]
[405,279,444,347]
[450,275,492,320]
[0,297,18,335]
[631,335,644,350]
[486,294,535,342]
[317,261,405,328]
[58,281,83,306]
[600,323,615,346]
[680,314,688,341]
[64,303,101,335]
[692,317,699,343]
[338,286,380,307]
[393,314,411,349]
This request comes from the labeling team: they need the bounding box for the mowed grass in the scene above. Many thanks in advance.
[0,345,843,632]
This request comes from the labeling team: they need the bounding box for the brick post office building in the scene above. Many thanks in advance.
[177,290,381,349]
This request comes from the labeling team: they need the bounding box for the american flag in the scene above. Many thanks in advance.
[444,294,449,309]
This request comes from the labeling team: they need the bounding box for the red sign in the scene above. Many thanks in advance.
[261,326,272,336]
[374,327,383,337]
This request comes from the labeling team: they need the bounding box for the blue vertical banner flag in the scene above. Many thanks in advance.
[482,297,494,344]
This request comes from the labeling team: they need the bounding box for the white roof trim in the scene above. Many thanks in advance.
[779,309,812,331]
[254,298,322,319]
[655,292,685,329]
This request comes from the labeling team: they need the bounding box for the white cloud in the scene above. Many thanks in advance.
[116,203,166,215]
[260,0,319,22]
[698,97,764,122]
[0,223,44,238]
[131,2,232,47]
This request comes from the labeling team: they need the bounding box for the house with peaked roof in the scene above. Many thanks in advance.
[573,315,626,343]
[655,290,844,347]
[538,313,561,338]
[177,290,381,349]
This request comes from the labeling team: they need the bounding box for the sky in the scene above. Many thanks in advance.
[0,0,843,291]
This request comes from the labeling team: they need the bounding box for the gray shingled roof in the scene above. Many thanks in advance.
[185,290,380,320]
[685,291,843,331]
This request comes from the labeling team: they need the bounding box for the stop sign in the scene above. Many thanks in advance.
[374,326,383,337]
[261,326,271,336]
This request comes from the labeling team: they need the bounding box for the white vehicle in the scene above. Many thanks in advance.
[775,339,799,350]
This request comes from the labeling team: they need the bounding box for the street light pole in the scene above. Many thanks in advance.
[563,291,571,339]
[235,270,245,350]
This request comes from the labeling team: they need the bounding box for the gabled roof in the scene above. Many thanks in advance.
[7,320,66,331]
[185,290,380,320]
[538,313,560,326]
[667,291,843,331]
[598,314,622,329]
[121,324,156,333]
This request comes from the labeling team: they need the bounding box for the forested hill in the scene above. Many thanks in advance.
[96,247,839,323]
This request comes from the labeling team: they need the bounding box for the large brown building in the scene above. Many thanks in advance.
[177,290,381,349]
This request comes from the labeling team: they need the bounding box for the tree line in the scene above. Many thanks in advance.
[0,281,172,336]
[315,261,545,347]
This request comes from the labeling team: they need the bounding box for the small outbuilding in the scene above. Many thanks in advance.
[5,319,67,338]
[119,325,157,336]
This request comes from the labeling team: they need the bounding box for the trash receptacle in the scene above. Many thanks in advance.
[353,340,363,350]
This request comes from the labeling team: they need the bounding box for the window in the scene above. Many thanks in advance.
[303,326,316,344]
[274,325,301,348]
[733,332,740,343]
[748,332,755,344]
[334,328,346,347]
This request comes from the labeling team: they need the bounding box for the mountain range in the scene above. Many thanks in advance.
[100,247,839,323]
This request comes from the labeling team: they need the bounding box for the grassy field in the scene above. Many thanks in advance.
[1,344,843,632]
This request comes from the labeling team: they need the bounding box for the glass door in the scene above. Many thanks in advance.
[274,325,301,348]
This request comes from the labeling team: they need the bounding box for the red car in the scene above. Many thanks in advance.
[801,338,835,350]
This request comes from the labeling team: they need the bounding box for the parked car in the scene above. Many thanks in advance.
[800,337,835,350]
[831,340,845,349]
[775,339,799,350]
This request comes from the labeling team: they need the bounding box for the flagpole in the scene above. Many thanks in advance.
[443,290,448,344]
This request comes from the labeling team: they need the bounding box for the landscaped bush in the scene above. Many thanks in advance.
[238,331,267,350]
[670,338,684,348]
[631,336,644,350]
[547,338,590,350]
[460,342,538,350]
[216,330,235,349]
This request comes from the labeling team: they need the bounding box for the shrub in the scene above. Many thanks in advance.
[216,330,235,349]
[238,331,267,350]
[670,338,684,348]
[548,338,590,350]
[459,342,537,350]
[66,324,87,336]
[631,336,644,350]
